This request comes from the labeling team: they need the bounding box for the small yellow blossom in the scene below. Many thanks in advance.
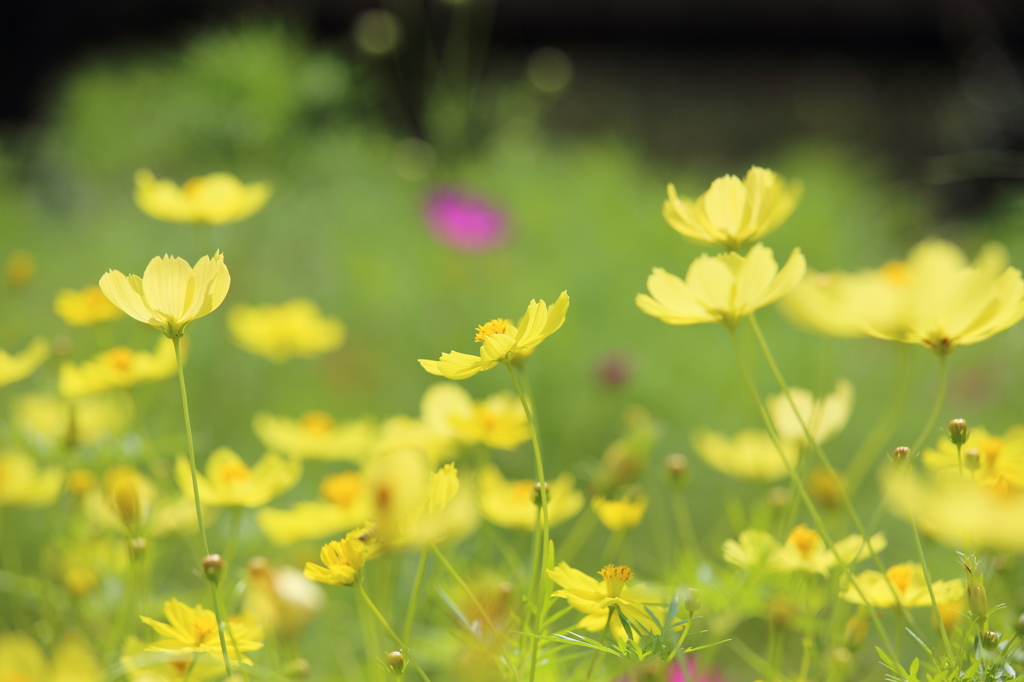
[766,379,854,445]
[227,299,346,362]
[477,464,584,530]
[0,450,63,507]
[140,599,263,663]
[49,537,130,597]
[53,286,124,326]
[245,560,327,638]
[420,382,529,450]
[922,426,1024,488]
[59,338,179,398]
[121,636,223,682]
[257,471,369,546]
[401,462,479,547]
[99,252,230,337]
[662,167,803,250]
[591,494,648,531]
[637,244,806,328]
[12,391,134,448]
[175,447,301,508]
[0,337,50,389]
[252,411,376,462]
[134,169,272,225]
[86,465,204,537]
[303,527,370,586]
[0,632,102,682]
[723,525,886,576]
[419,292,570,380]
[690,428,799,481]
[5,249,37,287]
[373,414,460,465]
[840,562,963,609]
[548,562,665,641]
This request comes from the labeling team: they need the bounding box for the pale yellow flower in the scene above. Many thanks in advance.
[766,379,854,445]
[252,410,376,462]
[85,465,205,537]
[134,169,272,225]
[400,462,478,547]
[548,562,665,641]
[477,464,584,530]
[49,537,130,597]
[12,391,134,448]
[922,426,1024,488]
[53,286,123,326]
[840,562,963,609]
[662,167,802,250]
[303,527,370,586]
[420,382,529,450]
[245,560,326,638]
[363,449,432,545]
[228,298,346,362]
[0,632,102,682]
[637,244,806,328]
[59,338,179,398]
[374,414,459,465]
[175,447,301,508]
[140,599,263,664]
[419,292,570,380]
[257,471,369,546]
[691,428,799,481]
[779,267,906,338]
[0,337,50,389]
[99,252,230,337]
[0,450,63,507]
[723,525,885,576]
[591,495,648,531]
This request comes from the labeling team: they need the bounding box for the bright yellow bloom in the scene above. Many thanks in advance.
[690,428,799,481]
[766,379,854,445]
[840,562,963,609]
[140,599,263,663]
[121,636,223,682]
[0,337,50,389]
[227,298,346,362]
[303,527,370,586]
[591,495,648,531]
[134,169,272,225]
[419,291,570,380]
[723,525,886,576]
[420,382,529,450]
[53,286,123,326]
[59,338,179,398]
[175,447,301,508]
[922,426,1024,488]
[257,471,369,546]
[548,562,665,641]
[12,391,134,448]
[252,410,376,462]
[0,632,102,682]
[99,252,230,337]
[245,561,326,639]
[477,464,584,530]
[0,450,63,507]
[637,244,806,328]
[662,167,802,250]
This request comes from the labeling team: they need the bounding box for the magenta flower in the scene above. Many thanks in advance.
[424,188,508,251]
[619,658,727,682]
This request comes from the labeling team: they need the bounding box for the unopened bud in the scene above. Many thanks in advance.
[843,613,869,647]
[967,583,988,621]
[128,537,147,560]
[1015,613,1024,636]
[948,419,968,446]
[385,651,406,675]
[531,482,548,507]
[980,631,1000,650]
[964,448,981,471]
[202,554,224,583]
[891,446,911,467]
[683,587,700,613]
[664,453,690,485]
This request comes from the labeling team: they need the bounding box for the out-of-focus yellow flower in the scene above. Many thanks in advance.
[477,464,584,530]
[363,449,432,545]
[5,249,36,288]
[591,494,648,531]
[374,414,459,465]
[922,426,1024,488]
[0,632,102,682]
[303,527,370,586]
[637,244,806,328]
[252,411,376,462]
[140,599,263,664]
[0,450,63,507]
[257,471,369,546]
[59,338,179,398]
[99,465,155,527]
[86,465,204,537]
[48,537,130,597]
[548,562,664,641]
[419,292,570,380]
[420,382,529,450]
[723,525,886,576]
[766,379,854,445]
[779,267,905,338]
[12,391,134,448]
[0,337,50,389]
[591,406,659,493]
[691,428,799,481]
[99,252,230,337]
[662,167,802,250]
[245,559,327,638]
[227,299,346,362]
[401,462,478,547]
[840,562,963,609]
[121,636,223,682]
[66,469,97,497]
[175,447,301,508]
[54,286,124,326]
[134,169,272,225]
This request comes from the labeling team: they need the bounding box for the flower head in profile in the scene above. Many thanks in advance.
[663,167,802,250]
[252,411,377,462]
[425,188,508,251]
[99,253,230,337]
[134,169,272,225]
[840,562,963,609]
[419,291,569,380]
[922,425,1024,488]
[174,447,302,508]
[303,526,372,586]
[54,286,124,326]
[257,471,369,546]
[12,391,134,449]
[548,562,664,640]
[477,464,584,530]
[637,244,806,328]
[0,337,50,389]
[59,338,179,398]
[228,299,346,362]
[723,525,886,576]
[766,379,854,445]
[0,450,63,507]
[691,428,799,481]
[420,382,529,450]
[140,599,263,663]
[591,494,648,532]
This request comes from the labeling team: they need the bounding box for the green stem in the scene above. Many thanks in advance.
[357,582,432,682]
[910,513,954,660]
[429,544,501,640]
[583,610,614,682]
[909,356,949,457]
[662,612,694,672]
[402,549,430,645]
[214,580,251,682]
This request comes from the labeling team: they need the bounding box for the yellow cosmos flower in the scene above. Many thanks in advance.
[662,167,803,250]
[53,286,124,326]
[477,464,584,530]
[99,252,230,337]
[12,391,134,448]
[766,379,854,445]
[121,636,223,682]
[591,494,648,531]
[779,266,907,338]
[257,471,369,546]
[373,414,459,465]
[420,382,529,450]
[0,337,50,389]
[636,244,806,328]
[419,291,570,380]
[0,450,63,507]
[227,299,346,362]
[140,599,263,664]
[548,562,665,641]
[723,525,886,576]
[174,447,301,509]
[690,428,799,481]
[85,465,205,537]
[59,338,179,398]
[401,462,478,547]
[922,426,1024,487]
[303,527,370,586]
[49,537,130,597]
[245,560,327,639]
[0,632,102,682]
[252,411,376,462]
[840,562,963,609]
[134,169,272,225]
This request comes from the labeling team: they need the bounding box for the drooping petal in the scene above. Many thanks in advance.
[99,270,155,325]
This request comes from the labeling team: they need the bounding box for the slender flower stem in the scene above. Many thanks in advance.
[402,549,430,645]
[662,612,694,672]
[910,513,954,659]
[356,583,432,682]
[429,544,501,639]
[172,335,232,675]
[909,356,949,457]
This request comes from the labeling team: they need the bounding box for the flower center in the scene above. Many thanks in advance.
[786,524,822,560]
[981,436,1002,465]
[183,177,207,197]
[218,461,250,485]
[512,481,535,503]
[301,410,335,434]
[886,564,914,594]
[193,614,217,643]
[880,260,911,286]
[321,472,361,508]
[103,347,135,372]
[475,319,510,342]
[170,661,189,676]
[599,564,634,598]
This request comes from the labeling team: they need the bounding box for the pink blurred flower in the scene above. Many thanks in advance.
[424,188,507,251]
[620,658,727,682]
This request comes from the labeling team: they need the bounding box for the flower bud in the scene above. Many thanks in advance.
[891,446,911,467]
[128,537,147,560]
[948,419,968,445]
[683,587,700,613]
[964,448,981,471]
[966,583,988,622]
[385,651,406,675]
[202,554,224,583]
[980,631,1000,650]
[664,453,689,485]
[532,481,549,507]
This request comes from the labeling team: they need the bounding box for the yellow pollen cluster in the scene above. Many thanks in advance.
[886,564,913,593]
[193,615,217,643]
[320,472,361,508]
[599,564,634,597]
[474,319,510,342]
[787,524,822,559]
[300,410,336,434]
